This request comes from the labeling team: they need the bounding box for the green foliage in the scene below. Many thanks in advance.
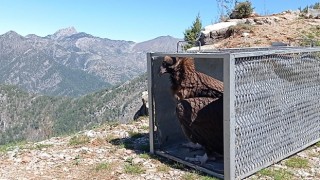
[35,143,53,150]
[0,141,27,153]
[308,2,320,10]
[171,162,185,169]
[314,3,320,9]
[258,168,293,180]
[181,172,200,180]
[183,14,202,50]
[139,153,151,159]
[300,2,320,14]
[230,1,254,19]
[124,162,145,174]
[95,162,111,171]
[298,26,320,47]
[285,157,309,168]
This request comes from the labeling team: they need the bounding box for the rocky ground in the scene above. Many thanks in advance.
[0,118,214,180]
[0,117,319,180]
[190,10,320,51]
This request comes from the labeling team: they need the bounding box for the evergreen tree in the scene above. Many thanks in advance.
[183,14,202,50]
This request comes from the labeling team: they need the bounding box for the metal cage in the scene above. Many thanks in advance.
[147,47,320,179]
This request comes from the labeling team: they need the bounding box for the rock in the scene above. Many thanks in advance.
[245,19,256,25]
[7,147,19,160]
[227,19,247,24]
[202,21,237,35]
[62,167,69,172]
[254,18,264,25]
[21,155,32,163]
[273,17,281,22]
[95,148,105,154]
[242,33,250,37]
[298,170,311,177]
[38,152,51,160]
[84,130,96,138]
[119,131,129,138]
[125,149,133,155]
[132,157,144,165]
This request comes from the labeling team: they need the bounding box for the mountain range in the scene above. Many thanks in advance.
[0,27,179,144]
[0,27,180,96]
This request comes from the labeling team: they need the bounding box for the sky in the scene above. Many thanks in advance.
[0,0,319,42]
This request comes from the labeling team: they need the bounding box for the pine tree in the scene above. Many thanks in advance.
[183,14,202,50]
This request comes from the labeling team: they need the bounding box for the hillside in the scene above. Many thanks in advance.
[191,10,320,50]
[0,74,147,145]
[0,28,179,96]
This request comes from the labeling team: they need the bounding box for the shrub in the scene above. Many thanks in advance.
[183,14,202,50]
[230,1,254,19]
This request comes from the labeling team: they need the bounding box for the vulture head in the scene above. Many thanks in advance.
[159,56,180,75]
[159,56,196,77]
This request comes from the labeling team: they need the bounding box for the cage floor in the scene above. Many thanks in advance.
[156,141,224,177]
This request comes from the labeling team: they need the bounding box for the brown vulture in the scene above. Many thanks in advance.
[159,56,223,100]
[159,56,224,164]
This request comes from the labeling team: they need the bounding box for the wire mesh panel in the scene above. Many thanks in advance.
[148,48,320,180]
[233,52,320,178]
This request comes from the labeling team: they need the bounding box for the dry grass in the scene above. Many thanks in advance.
[69,135,90,146]
[157,164,170,172]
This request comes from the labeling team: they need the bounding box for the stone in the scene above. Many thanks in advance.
[132,157,144,165]
[84,130,96,138]
[38,152,51,160]
[21,156,32,163]
[202,21,237,35]
[242,32,250,37]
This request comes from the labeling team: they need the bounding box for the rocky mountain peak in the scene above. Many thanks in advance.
[25,34,42,39]
[1,30,23,39]
[52,27,78,39]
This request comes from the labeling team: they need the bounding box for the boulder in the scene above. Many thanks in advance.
[200,22,237,45]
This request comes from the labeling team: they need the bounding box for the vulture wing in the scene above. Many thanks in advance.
[176,97,224,156]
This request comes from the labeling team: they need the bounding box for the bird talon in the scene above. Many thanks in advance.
[182,142,202,150]
[185,153,209,165]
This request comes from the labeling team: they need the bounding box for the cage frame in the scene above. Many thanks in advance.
[147,47,320,180]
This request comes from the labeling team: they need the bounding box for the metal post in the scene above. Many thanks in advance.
[223,54,236,180]
[147,53,155,154]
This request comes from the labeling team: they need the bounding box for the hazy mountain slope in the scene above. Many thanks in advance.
[53,73,147,135]
[0,28,179,96]
[0,31,110,96]
[132,35,181,53]
[0,74,147,145]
